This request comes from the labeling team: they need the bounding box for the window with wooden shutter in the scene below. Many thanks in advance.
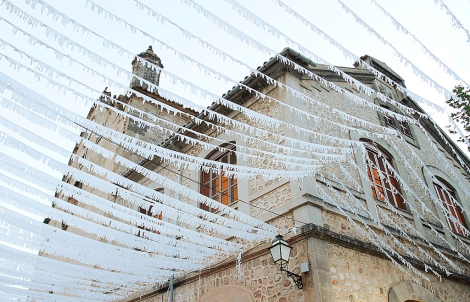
[433,178,468,236]
[201,143,237,212]
[363,141,406,210]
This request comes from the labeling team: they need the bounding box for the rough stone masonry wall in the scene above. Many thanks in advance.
[126,96,192,145]
[122,96,193,174]
[234,87,288,196]
[131,233,470,302]
[250,182,292,219]
[327,242,469,302]
[322,209,470,276]
[302,81,373,208]
[65,103,129,206]
[134,229,306,302]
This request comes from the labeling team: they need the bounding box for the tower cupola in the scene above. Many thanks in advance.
[130,46,164,92]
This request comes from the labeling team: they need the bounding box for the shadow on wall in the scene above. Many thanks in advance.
[389,281,443,302]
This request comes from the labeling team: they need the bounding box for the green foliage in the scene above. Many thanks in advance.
[446,85,470,151]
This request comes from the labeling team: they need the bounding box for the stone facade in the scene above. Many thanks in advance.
[327,243,469,302]
[62,48,470,301]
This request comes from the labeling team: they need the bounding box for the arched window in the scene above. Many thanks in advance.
[201,143,238,212]
[433,177,468,236]
[363,141,406,210]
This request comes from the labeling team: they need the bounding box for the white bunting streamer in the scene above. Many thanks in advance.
[430,0,470,43]
[0,0,468,299]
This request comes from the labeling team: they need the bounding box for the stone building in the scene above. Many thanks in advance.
[65,46,470,301]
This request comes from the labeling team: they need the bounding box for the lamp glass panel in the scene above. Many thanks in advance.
[270,241,292,262]
[269,242,281,262]
[280,243,291,263]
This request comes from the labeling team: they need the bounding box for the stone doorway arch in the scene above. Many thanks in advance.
[198,285,254,302]
[388,281,443,302]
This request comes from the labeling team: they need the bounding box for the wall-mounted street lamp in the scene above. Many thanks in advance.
[269,234,303,289]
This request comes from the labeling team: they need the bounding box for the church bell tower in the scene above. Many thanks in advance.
[130,46,164,92]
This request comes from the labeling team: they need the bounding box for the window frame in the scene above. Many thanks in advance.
[363,141,406,210]
[432,177,468,237]
[379,105,413,139]
[200,143,238,212]
[373,93,418,147]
